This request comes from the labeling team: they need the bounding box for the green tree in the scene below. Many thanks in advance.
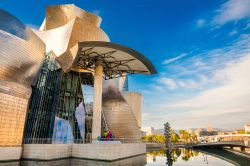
[179,130,191,143]
[170,130,180,142]
[141,134,166,143]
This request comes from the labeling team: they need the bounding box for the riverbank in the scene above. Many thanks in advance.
[197,148,250,166]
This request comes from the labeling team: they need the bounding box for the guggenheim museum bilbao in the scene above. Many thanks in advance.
[0,4,156,161]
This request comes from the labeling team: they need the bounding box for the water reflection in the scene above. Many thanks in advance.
[1,155,146,166]
[147,148,233,166]
[0,149,237,166]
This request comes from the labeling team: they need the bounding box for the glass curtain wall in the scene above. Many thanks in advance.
[24,54,94,144]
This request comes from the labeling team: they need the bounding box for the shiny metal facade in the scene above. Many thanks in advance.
[102,79,142,141]
[122,92,143,128]
[0,10,45,146]
[0,4,155,148]
[34,4,109,57]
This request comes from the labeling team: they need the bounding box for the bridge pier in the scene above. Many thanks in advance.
[240,147,245,152]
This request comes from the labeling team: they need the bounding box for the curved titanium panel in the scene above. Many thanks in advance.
[102,80,141,141]
[0,29,45,87]
[0,10,45,146]
[45,4,101,30]
[122,92,143,128]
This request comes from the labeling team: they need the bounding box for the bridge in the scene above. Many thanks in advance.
[192,140,250,148]
[174,134,250,154]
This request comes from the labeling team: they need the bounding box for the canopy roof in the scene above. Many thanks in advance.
[70,41,157,79]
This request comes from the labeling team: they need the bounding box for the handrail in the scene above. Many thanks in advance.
[101,109,108,132]
[23,138,142,144]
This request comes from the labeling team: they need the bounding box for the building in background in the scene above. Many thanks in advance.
[141,127,164,136]
[244,124,250,134]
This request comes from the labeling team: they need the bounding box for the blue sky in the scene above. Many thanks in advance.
[1,0,250,130]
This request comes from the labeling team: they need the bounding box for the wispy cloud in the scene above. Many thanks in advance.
[166,55,250,126]
[212,0,250,25]
[143,33,250,129]
[158,75,213,90]
[162,53,188,64]
[143,55,250,129]
[228,30,238,36]
[196,19,206,28]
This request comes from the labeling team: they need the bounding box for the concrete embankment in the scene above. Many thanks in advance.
[146,143,165,148]
[197,148,250,166]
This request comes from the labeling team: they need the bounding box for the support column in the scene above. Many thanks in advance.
[92,61,103,141]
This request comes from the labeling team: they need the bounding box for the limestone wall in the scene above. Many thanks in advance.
[21,143,146,161]
[0,147,22,161]
[22,144,72,160]
[72,143,146,161]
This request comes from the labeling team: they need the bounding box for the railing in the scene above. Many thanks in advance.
[23,138,142,144]
[197,140,250,147]
[101,109,108,131]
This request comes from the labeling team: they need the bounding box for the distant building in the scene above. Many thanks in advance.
[244,124,250,133]
[141,127,155,135]
[218,131,234,135]
[141,127,164,135]
[195,128,218,137]
[233,129,245,134]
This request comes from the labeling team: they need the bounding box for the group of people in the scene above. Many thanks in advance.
[97,131,114,141]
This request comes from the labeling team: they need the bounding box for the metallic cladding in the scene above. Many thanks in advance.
[102,79,141,141]
[0,10,46,146]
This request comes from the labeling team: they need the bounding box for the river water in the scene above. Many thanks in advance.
[1,148,249,166]
[146,148,233,166]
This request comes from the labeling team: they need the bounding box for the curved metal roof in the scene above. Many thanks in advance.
[79,41,156,73]
[69,41,157,79]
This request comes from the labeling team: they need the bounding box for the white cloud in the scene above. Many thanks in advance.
[196,19,206,28]
[143,55,250,129]
[143,34,250,129]
[162,53,188,64]
[228,30,238,36]
[244,22,250,29]
[150,84,165,92]
[158,77,177,89]
[212,0,250,25]
[158,76,210,90]
[168,54,250,118]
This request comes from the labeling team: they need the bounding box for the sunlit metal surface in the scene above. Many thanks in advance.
[34,4,109,58]
[45,4,102,30]
[102,79,142,141]
[0,4,156,147]
[122,91,143,128]
[0,10,45,146]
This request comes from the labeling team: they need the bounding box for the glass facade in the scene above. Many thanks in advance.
[24,53,94,144]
